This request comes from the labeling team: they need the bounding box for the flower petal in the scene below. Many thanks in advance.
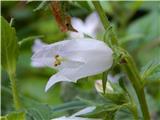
[51,107,101,120]
[45,73,74,92]
[31,39,49,67]
[32,39,47,53]
[59,50,113,81]
[71,106,96,117]
[52,116,101,120]
[31,48,56,68]
[58,39,112,54]
[57,60,85,70]
[85,12,103,37]
[69,17,85,39]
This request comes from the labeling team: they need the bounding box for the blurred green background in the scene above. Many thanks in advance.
[1,1,160,119]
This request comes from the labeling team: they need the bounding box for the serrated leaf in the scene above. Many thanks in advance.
[1,112,25,120]
[141,57,160,81]
[1,16,19,75]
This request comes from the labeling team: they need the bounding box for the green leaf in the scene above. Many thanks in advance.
[1,16,19,75]
[102,71,109,94]
[141,57,160,81]
[33,1,49,12]
[76,1,91,11]
[104,93,128,105]
[115,108,134,120]
[52,100,87,113]
[26,105,52,120]
[119,79,127,92]
[1,112,25,120]
[80,104,118,119]
[127,11,160,51]
[119,33,144,45]
[141,1,160,11]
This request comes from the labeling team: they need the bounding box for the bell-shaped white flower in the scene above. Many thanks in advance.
[51,106,101,120]
[69,12,103,39]
[31,38,113,91]
[95,80,114,93]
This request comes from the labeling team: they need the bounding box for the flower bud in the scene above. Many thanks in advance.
[95,80,113,93]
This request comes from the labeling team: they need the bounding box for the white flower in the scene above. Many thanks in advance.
[31,38,113,91]
[95,80,114,93]
[69,12,103,39]
[51,106,101,120]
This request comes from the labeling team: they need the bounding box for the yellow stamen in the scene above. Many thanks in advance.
[54,54,63,67]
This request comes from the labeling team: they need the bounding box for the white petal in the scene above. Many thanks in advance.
[68,31,84,39]
[32,39,47,53]
[71,106,96,117]
[85,12,99,27]
[51,107,101,120]
[85,12,102,37]
[31,47,56,68]
[45,73,74,92]
[31,39,49,67]
[52,116,101,120]
[31,42,65,68]
[69,17,85,39]
[59,50,113,82]
[57,60,85,70]
[71,17,84,31]
[58,39,112,53]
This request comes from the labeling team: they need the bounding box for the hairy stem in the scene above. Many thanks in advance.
[9,73,21,110]
[122,53,150,120]
[93,1,150,120]
[92,1,118,46]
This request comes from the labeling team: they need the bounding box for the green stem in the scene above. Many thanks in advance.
[123,53,150,120]
[131,103,139,120]
[92,1,118,46]
[93,1,150,120]
[92,1,110,30]
[9,73,21,110]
